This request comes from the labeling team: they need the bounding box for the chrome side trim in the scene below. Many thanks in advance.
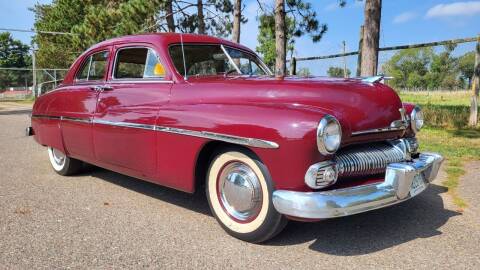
[93,119,155,131]
[156,126,279,149]
[272,152,444,219]
[31,114,61,120]
[61,116,92,124]
[31,114,278,149]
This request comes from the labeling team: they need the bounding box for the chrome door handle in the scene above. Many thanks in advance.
[90,85,113,92]
[100,85,113,91]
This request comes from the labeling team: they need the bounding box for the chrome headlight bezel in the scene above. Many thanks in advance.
[410,106,424,133]
[317,115,342,155]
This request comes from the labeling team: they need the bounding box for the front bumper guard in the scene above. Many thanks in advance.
[272,152,444,219]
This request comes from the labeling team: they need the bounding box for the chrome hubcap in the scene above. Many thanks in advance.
[218,162,262,221]
[51,148,66,165]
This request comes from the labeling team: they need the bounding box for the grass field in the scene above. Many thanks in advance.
[418,127,480,208]
[399,90,472,106]
[402,90,480,208]
[399,90,478,129]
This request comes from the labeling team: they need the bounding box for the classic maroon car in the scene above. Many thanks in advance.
[28,33,443,242]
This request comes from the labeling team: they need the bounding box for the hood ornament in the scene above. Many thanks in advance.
[362,75,394,84]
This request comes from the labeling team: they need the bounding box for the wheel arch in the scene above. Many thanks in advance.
[194,140,262,193]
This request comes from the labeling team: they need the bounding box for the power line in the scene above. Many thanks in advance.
[0,28,76,36]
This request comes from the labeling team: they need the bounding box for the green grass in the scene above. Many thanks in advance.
[400,90,479,208]
[418,127,480,209]
[0,98,35,105]
[399,90,478,129]
[399,90,472,106]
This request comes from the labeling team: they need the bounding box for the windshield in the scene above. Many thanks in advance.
[169,44,271,77]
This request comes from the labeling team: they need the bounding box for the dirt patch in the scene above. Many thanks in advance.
[458,161,480,223]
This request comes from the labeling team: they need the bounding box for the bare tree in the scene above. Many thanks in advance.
[165,0,175,32]
[469,39,480,127]
[232,0,241,43]
[275,0,286,77]
[197,0,206,34]
[360,0,382,76]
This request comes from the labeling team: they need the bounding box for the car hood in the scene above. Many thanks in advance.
[188,76,405,137]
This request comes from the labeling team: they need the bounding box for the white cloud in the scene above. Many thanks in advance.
[393,11,417,23]
[426,1,480,18]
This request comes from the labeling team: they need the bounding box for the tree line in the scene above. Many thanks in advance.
[28,0,340,73]
[0,0,476,89]
[383,46,476,91]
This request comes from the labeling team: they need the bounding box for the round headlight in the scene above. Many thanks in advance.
[411,106,424,133]
[317,115,342,155]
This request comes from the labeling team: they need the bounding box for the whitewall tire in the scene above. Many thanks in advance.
[206,148,287,243]
[47,147,83,176]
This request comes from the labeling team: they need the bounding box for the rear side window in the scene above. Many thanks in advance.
[76,51,109,81]
[113,48,165,79]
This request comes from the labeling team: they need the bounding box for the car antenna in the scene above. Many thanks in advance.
[180,32,188,81]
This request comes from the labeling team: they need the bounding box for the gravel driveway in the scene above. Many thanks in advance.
[1,103,479,269]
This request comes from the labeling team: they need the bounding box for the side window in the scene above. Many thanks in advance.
[114,48,165,79]
[76,51,109,81]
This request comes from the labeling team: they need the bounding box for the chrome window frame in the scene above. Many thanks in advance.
[167,43,273,78]
[111,46,167,82]
[74,50,110,83]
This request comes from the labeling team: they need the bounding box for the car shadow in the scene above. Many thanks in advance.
[267,183,461,255]
[77,167,460,254]
[0,109,32,115]
[76,166,211,216]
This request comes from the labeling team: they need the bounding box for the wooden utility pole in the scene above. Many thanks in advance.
[356,25,364,76]
[342,41,348,78]
[197,0,206,34]
[32,49,37,98]
[469,37,480,127]
[290,57,297,75]
[232,0,241,43]
[275,0,286,77]
[360,0,382,76]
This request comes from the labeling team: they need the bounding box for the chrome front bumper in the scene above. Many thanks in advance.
[272,153,444,219]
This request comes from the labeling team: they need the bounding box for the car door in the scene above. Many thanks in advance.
[93,45,172,179]
[61,49,111,163]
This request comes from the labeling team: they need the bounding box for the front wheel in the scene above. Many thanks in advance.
[206,148,287,243]
[47,147,83,176]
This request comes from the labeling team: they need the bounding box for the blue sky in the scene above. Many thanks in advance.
[1,0,479,74]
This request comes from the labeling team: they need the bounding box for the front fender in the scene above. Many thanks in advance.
[158,102,329,191]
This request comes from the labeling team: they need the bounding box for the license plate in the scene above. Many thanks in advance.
[410,174,426,197]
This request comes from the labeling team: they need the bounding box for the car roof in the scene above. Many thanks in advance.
[88,33,253,53]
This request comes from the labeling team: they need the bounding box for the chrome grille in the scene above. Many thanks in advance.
[315,167,329,186]
[335,141,407,177]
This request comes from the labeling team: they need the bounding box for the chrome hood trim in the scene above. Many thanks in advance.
[351,108,409,136]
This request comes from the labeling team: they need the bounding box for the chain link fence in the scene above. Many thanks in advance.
[0,68,68,101]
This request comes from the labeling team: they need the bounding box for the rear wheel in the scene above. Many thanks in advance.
[47,147,83,176]
[206,148,287,243]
